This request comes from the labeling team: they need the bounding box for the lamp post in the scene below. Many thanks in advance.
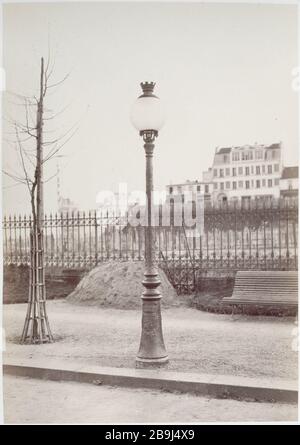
[130,82,168,366]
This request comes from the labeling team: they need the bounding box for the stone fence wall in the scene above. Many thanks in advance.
[3,265,85,304]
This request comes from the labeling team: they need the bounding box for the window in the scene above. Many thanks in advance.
[232,152,239,161]
[191,201,196,218]
[224,155,229,163]
[232,168,236,176]
[220,169,224,178]
[256,166,260,175]
[245,167,250,176]
[213,169,218,177]
[242,150,253,161]
[255,150,263,159]
[220,182,224,190]
[268,165,272,174]
[226,181,230,189]
[238,167,243,175]
[245,181,250,189]
[238,181,243,188]
[169,187,173,194]
[214,183,218,190]
[266,150,272,160]
[268,179,272,187]
[233,181,237,190]
[274,178,279,186]
[256,180,260,188]
[251,166,254,174]
[262,165,265,174]
[262,179,266,187]
[225,168,230,176]
[274,164,279,172]
[197,185,201,192]
[205,185,209,193]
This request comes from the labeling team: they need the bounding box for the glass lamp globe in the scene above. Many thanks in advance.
[130,82,165,133]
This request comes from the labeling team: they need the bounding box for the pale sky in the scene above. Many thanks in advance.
[2,1,299,215]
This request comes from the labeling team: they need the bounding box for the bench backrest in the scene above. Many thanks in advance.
[226,270,298,306]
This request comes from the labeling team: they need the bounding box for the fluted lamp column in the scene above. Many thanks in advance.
[130,82,168,366]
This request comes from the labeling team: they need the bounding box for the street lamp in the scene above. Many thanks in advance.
[130,82,168,366]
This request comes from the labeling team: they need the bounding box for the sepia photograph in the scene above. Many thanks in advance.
[0,0,299,426]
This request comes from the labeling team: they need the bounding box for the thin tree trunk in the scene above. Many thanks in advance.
[37,57,44,229]
[21,57,53,344]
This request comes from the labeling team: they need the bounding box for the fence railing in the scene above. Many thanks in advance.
[3,199,298,274]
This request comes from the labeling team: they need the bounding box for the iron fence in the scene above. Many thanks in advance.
[3,199,298,275]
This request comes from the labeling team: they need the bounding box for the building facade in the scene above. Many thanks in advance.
[280,166,298,199]
[166,142,298,207]
[166,180,213,202]
[58,197,78,214]
[208,143,283,204]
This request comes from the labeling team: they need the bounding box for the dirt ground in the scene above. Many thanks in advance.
[67,261,179,309]
[3,375,297,423]
[3,300,298,380]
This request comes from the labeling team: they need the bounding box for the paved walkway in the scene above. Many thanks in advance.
[3,301,298,380]
[3,375,298,423]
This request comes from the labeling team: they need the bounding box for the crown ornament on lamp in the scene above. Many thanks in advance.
[140,82,156,97]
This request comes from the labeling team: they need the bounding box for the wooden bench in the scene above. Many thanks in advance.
[222,270,298,308]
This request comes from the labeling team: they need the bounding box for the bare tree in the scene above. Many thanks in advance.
[3,56,77,344]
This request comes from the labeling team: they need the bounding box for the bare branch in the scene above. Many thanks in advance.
[5,90,36,103]
[15,126,34,194]
[4,134,34,144]
[46,72,70,90]
[4,116,37,138]
[5,99,36,107]
[45,32,51,78]
[43,171,59,184]
[2,169,30,184]
[43,102,72,121]
[45,57,56,84]
[42,120,79,149]
[3,182,25,190]
[42,125,79,164]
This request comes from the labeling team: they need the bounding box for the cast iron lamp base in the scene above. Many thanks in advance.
[135,269,169,368]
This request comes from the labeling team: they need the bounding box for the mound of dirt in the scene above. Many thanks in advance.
[67,261,179,309]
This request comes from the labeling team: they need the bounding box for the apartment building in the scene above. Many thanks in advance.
[208,143,283,204]
[166,180,213,202]
[166,143,297,207]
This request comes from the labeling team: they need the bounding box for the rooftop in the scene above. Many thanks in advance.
[166,180,203,187]
[216,142,281,154]
[265,143,281,150]
[217,147,231,154]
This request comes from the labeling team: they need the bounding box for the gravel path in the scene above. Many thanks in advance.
[3,301,298,380]
[3,375,297,423]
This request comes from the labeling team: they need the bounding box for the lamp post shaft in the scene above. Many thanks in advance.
[136,137,168,366]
